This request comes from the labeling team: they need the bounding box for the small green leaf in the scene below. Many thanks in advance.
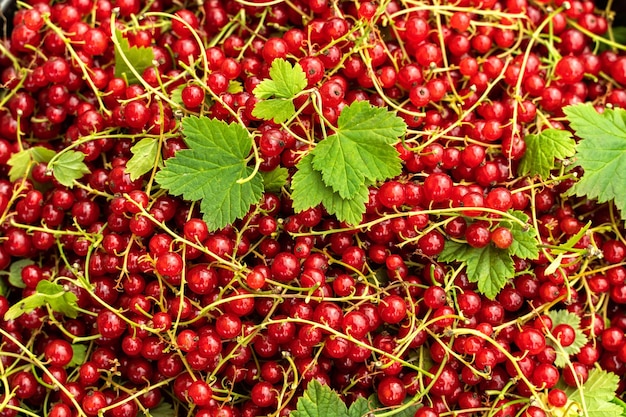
[127,138,159,181]
[253,58,307,99]
[470,247,514,300]
[170,85,185,106]
[418,344,435,379]
[291,380,349,417]
[0,279,7,297]
[252,59,307,123]
[67,344,88,367]
[252,99,297,124]
[8,259,34,289]
[7,146,56,182]
[347,397,370,417]
[261,167,288,193]
[611,396,626,416]
[114,29,155,85]
[558,221,591,252]
[517,128,576,179]
[155,116,264,231]
[35,280,80,318]
[227,80,243,94]
[8,151,32,181]
[292,154,368,225]
[505,211,540,260]
[546,310,588,367]
[4,291,47,321]
[564,104,626,219]
[439,241,514,299]
[311,101,406,199]
[372,267,390,287]
[4,280,79,321]
[147,401,175,417]
[50,151,90,187]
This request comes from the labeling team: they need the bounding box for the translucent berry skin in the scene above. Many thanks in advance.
[377,376,406,407]
[423,173,453,203]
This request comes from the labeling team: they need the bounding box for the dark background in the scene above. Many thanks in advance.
[596,0,626,26]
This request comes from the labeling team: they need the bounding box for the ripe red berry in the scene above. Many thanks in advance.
[44,339,74,367]
[423,173,453,203]
[187,380,213,406]
[377,376,406,406]
[491,227,513,249]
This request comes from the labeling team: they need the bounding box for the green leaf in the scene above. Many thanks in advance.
[347,397,370,417]
[67,344,88,367]
[598,26,626,52]
[292,154,368,225]
[311,101,406,199]
[545,310,588,367]
[227,80,243,94]
[147,401,175,417]
[0,277,7,297]
[291,380,349,417]
[436,212,534,299]
[291,154,332,210]
[170,85,185,106]
[505,211,540,260]
[261,167,288,193]
[582,398,626,417]
[8,259,34,288]
[564,104,626,219]
[437,240,472,264]
[518,129,576,179]
[155,116,264,232]
[554,221,592,253]
[564,369,623,417]
[252,99,297,124]
[372,267,390,287]
[114,29,155,85]
[4,280,79,321]
[50,151,90,187]
[127,138,159,181]
[438,241,514,300]
[324,185,368,226]
[418,344,435,379]
[252,59,307,123]
[253,58,307,100]
[7,146,56,182]
[611,396,626,416]
[36,280,79,318]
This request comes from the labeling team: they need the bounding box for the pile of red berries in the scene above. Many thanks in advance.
[1,0,626,416]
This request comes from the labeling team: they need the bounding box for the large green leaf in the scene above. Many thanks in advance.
[564,104,626,219]
[155,117,264,231]
[518,128,576,179]
[252,58,307,123]
[311,101,406,199]
[127,138,159,181]
[439,241,514,300]
[114,29,155,85]
[292,154,368,225]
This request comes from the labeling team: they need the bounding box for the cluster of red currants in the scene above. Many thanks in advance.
[1,0,626,416]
